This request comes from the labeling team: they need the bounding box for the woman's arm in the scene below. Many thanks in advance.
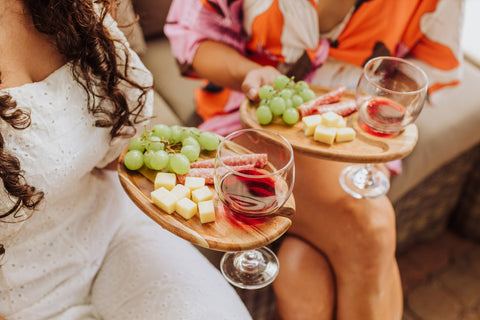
[192,40,281,100]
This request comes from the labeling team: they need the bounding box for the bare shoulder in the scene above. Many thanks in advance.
[0,0,66,90]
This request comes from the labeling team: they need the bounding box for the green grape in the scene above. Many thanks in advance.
[299,88,316,102]
[170,153,190,175]
[295,80,309,93]
[279,88,294,100]
[144,150,169,170]
[166,153,175,173]
[282,107,300,125]
[181,145,201,162]
[146,136,165,152]
[269,96,286,116]
[182,136,200,148]
[284,98,293,109]
[273,75,290,90]
[258,85,275,100]
[124,150,144,170]
[185,127,201,139]
[151,124,171,140]
[128,136,146,152]
[292,94,304,108]
[256,105,273,125]
[170,125,186,144]
[198,131,220,151]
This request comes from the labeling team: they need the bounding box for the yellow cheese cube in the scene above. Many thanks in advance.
[198,200,215,223]
[154,172,176,190]
[170,184,191,202]
[302,114,323,136]
[335,127,356,143]
[176,198,197,220]
[321,111,345,128]
[151,187,176,214]
[184,176,206,191]
[314,125,337,145]
[191,186,213,203]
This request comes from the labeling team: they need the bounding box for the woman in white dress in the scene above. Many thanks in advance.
[0,1,252,319]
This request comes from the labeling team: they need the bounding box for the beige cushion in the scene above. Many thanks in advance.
[140,38,201,125]
[149,90,182,127]
[389,60,480,203]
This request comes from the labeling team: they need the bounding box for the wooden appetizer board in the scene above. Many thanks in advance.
[117,147,293,252]
[240,85,419,163]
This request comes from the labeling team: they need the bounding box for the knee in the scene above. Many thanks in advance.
[336,196,397,263]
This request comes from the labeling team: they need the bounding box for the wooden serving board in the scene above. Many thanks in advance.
[240,85,419,163]
[117,147,293,252]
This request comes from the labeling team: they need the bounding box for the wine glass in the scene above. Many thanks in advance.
[339,56,428,199]
[214,128,295,289]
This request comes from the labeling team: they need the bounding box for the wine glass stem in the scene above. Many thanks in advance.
[235,250,266,274]
[363,163,377,187]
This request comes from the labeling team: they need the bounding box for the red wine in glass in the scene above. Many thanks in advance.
[358,97,407,137]
[219,169,279,217]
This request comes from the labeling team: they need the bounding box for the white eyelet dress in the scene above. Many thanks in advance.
[0,13,252,320]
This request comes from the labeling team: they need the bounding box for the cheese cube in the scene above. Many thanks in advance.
[170,184,191,202]
[198,200,215,223]
[314,125,337,145]
[154,172,176,190]
[321,111,345,128]
[335,127,356,143]
[302,115,323,136]
[191,186,213,203]
[151,187,176,214]
[184,176,206,191]
[176,198,197,220]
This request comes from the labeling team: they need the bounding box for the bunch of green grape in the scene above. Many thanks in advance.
[256,75,315,126]
[123,124,219,175]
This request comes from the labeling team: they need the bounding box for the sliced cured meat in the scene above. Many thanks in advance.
[190,153,268,169]
[177,165,255,184]
[316,100,357,117]
[298,85,346,117]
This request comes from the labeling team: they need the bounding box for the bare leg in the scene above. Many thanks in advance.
[273,236,336,320]
[275,152,403,320]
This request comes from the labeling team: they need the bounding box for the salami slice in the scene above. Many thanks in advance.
[298,85,346,117]
[316,99,357,117]
[190,153,268,169]
[177,165,255,184]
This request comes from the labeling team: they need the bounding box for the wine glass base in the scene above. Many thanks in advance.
[220,247,279,290]
[339,164,390,199]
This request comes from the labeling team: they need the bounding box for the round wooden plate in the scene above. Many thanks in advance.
[240,85,419,163]
[117,146,294,252]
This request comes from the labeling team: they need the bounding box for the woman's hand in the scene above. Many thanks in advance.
[241,66,282,101]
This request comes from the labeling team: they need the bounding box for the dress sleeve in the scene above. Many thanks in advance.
[400,0,464,94]
[164,0,246,76]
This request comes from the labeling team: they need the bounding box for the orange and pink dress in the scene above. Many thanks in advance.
[165,0,463,136]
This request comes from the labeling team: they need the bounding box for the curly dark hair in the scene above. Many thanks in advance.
[0,0,152,218]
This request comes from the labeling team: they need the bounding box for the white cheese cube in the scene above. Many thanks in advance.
[154,172,176,191]
[314,125,337,145]
[170,184,191,202]
[302,114,323,136]
[176,198,197,220]
[184,176,206,191]
[335,127,356,143]
[191,186,213,203]
[334,116,347,128]
[198,200,215,223]
[151,187,176,214]
[321,111,345,128]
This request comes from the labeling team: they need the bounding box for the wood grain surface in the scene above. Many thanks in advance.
[117,146,293,252]
[240,85,419,163]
